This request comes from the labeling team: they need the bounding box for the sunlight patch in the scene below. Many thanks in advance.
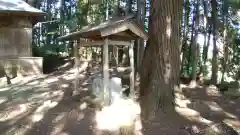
[175,98,191,108]
[82,87,89,91]
[45,77,59,83]
[211,124,221,133]
[77,113,84,121]
[166,16,172,38]
[62,74,75,80]
[224,112,237,119]
[53,113,66,123]
[187,115,213,125]
[32,113,44,122]
[205,101,223,112]
[61,84,69,88]
[67,63,88,74]
[32,100,59,122]
[19,104,28,113]
[95,107,132,131]
[164,63,171,83]
[0,87,10,92]
[43,100,58,108]
[189,81,198,88]
[28,81,39,86]
[95,99,141,132]
[0,97,8,104]
[223,119,240,130]
[51,123,65,135]
[5,124,32,135]
[175,107,200,117]
[79,102,88,110]
[0,103,29,121]
[52,90,64,96]
[40,92,50,97]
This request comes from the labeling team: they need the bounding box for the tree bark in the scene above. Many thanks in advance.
[211,0,218,85]
[135,0,145,72]
[140,0,184,120]
[139,0,146,65]
[221,0,229,83]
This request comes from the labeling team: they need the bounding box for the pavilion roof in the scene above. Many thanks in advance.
[0,0,45,16]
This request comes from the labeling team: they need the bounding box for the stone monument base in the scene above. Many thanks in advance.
[0,57,43,78]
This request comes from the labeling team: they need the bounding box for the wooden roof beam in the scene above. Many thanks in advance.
[81,40,131,47]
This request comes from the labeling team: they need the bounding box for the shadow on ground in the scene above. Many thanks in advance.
[0,62,100,135]
[140,85,240,135]
[1,62,240,135]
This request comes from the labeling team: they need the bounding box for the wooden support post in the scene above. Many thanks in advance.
[116,47,119,66]
[129,40,135,97]
[137,39,140,69]
[103,38,110,105]
[74,40,80,92]
[113,46,119,67]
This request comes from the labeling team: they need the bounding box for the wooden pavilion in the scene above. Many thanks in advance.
[0,0,45,79]
[58,14,148,103]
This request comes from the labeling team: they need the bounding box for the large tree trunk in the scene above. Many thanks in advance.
[140,0,184,120]
[135,0,146,72]
[211,0,218,85]
[138,0,146,66]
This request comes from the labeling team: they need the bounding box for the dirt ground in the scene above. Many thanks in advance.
[0,64,239,135]
[141,85,240,135]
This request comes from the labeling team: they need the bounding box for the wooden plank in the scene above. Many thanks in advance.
[81,40,131,47]
[115,31,135,38]
[103,38,110,105]
[110,40,131,46]
[129,40,135,97]
[127,23,148,40]
[100,23,129,37]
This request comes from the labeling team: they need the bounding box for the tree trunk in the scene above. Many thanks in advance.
[139,0,146,65]
[180,0,191,76]
[191,0,200,84]
[200,0,210,73]
[135,0,145,70]
[187,2,197,75]
[211,0,218,85]
[221,0,229,83]
[203,23,212,68]
[140,0,183,120]
[127,0,133,13]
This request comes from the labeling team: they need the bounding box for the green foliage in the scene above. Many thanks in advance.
[229,0,240,9]
[32,0,111,59]
[29,0,240,83]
